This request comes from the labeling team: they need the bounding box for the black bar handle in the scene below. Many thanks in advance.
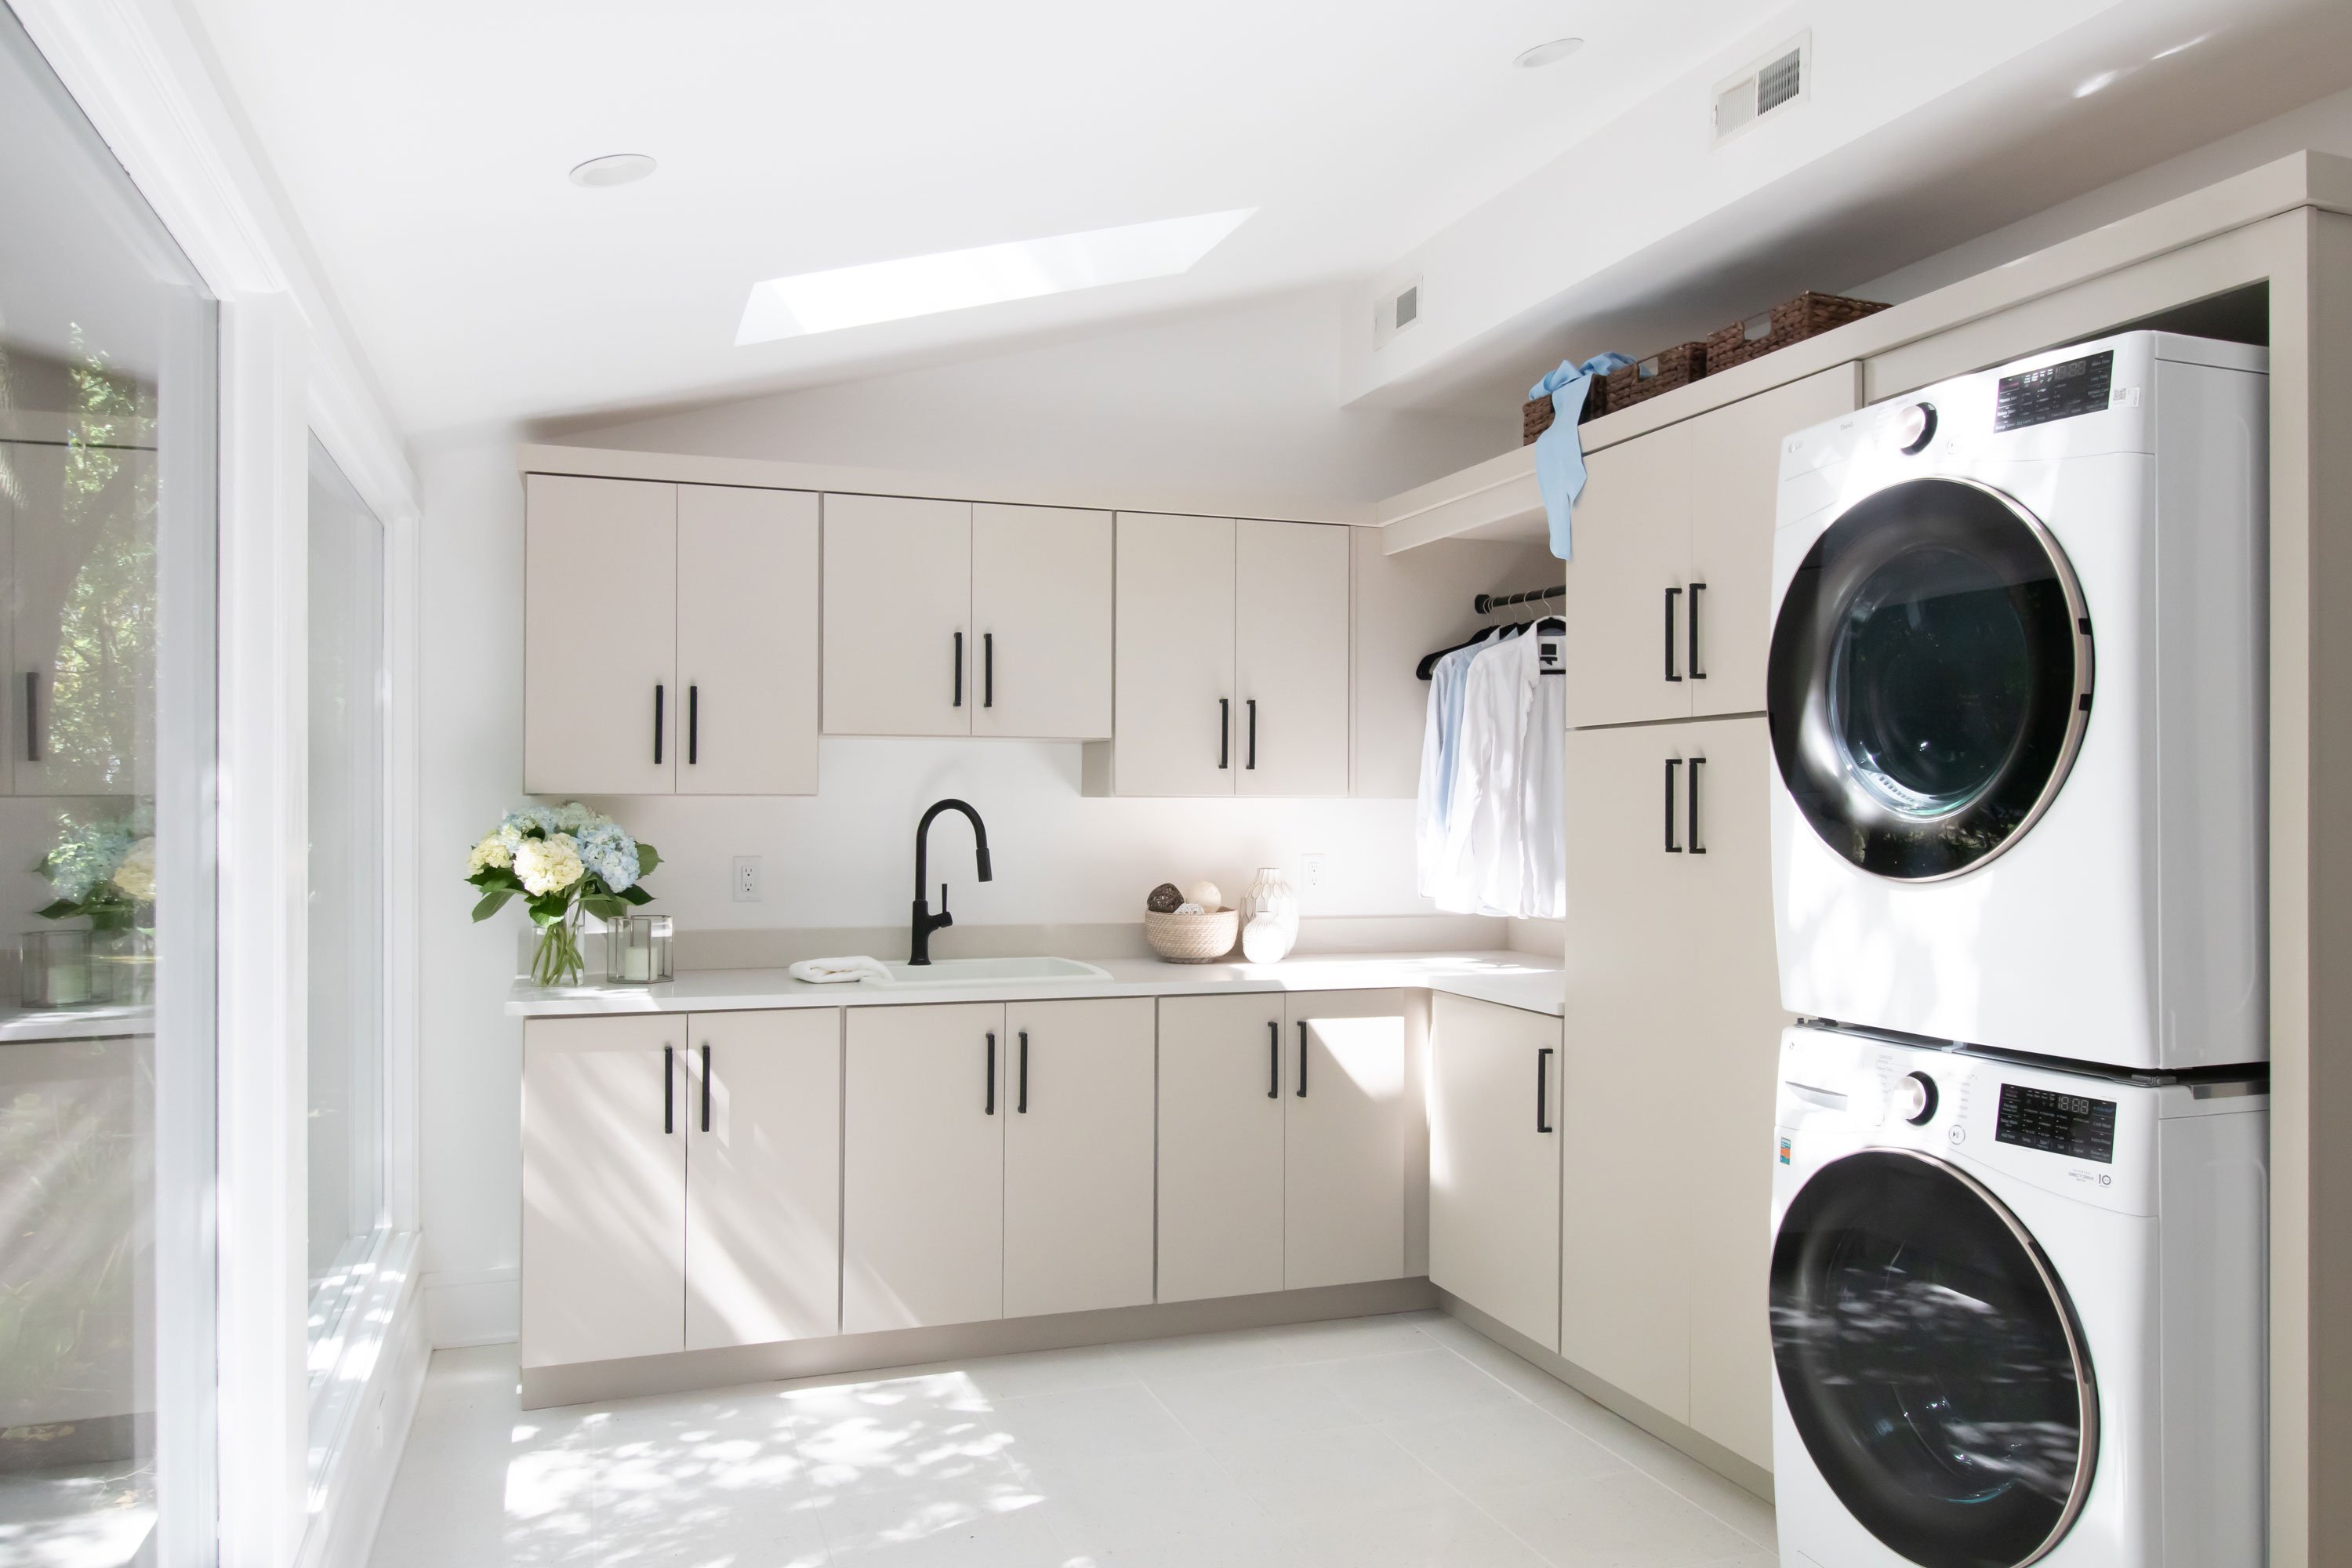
[983,632,994,709]
[953,631,964,708]
[22,672,37,763]
[1664,758,1683,852]
[699,1043,712,1131]
[1267,1021,1279,1098]
[1297,1020,1308,1098]
[1537,1047,1554,1134]
[1688,582,1707,680]
[985,1031,996,1115]
[1664,588,1682,682]
[1246,699,1258,770]
[654,684,665,764]
[1689,756,1707,854]
[1018,1029,1029,1114]
[1219,698,1230,769]
[662,1044,674,1134]
[688,684,699,764]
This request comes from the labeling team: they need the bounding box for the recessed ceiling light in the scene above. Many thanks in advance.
[1514,38,1585,69]
[569,154,656,188]
[735,209,1258,343]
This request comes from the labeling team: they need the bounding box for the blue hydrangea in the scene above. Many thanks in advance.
[502,804,561,837]
[575,821,640,892]
[44,818,136,904]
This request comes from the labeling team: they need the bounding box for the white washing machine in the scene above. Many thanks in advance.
[1769,1024,2267,1568]
[1766,331,2268,1071]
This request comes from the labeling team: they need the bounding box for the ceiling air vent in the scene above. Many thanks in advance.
[1374,278,1422,349]
[1714,33,1810,145]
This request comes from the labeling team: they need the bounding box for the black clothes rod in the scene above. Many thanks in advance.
[1473,583,1566,615]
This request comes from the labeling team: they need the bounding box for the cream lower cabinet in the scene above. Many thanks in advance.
[1283,990,1414,1289]
[1003,998,1156,1317]
[1428,993,1563,1349]
[1559,716,1782,1468]
[1156,993,1287,1302]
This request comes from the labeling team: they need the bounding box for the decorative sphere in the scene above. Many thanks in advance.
[1183,880,1222,911]
[1146,882,1184,914]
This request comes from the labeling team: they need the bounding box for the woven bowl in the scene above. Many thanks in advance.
[1145,908,1240,964]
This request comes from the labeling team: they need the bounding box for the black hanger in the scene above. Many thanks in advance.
[1414,624,1500,681]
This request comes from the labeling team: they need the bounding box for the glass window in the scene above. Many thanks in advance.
[304,441,387,1393]
[0,9,220,1566]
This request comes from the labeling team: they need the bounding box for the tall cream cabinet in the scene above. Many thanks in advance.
[822,495,1112,740]
[1156,989,1419,1300]
[1428,993,1563,1350]
[524,474,819,795]
[1559,366,1857,729]
[1098,513,1350,797]
[520,1009,840,1370]
[842,997,1153,1334]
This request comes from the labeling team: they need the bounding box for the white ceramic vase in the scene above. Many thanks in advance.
[1240,866,1298,962]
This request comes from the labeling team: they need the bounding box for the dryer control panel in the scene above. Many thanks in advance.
[1994,348,2114,431]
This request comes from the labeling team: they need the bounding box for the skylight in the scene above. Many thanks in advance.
[735,209,1257,343]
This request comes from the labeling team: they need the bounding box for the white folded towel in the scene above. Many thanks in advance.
[789,956,892,985]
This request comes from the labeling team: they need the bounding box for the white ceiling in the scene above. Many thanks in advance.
[183,0,1794,435]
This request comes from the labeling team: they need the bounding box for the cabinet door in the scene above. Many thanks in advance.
[677,485,819,794]
[1156,993,1285,1303]
[1235,518,1351,796]
[1686,368,1859,717]
[822,494,971,735]
[1559,723,1693,1419]
[842,1003,1004,1332]
[6,441,144,796]
[1559,428,1691,729]
[1677,717,1786,1470]
[1112,513,1235,795]
[1283,989,1410,1290]
[685,1009,841,1350]
[524,475,677,793]
[972,504,1112,740]
[521,1015,685,1367]
[1003,998,1155,1317]
[1428,993,1563,1350]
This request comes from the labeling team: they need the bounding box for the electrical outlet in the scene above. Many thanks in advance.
[1301,853,1328,895]
[732,855,762,902]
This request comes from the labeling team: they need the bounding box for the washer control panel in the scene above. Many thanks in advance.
[1894,1070,1939,1125]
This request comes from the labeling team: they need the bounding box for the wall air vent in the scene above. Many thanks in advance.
[1374,278,1423,349]
[1713,32,1810,146]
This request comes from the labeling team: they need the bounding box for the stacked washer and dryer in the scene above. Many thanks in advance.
[1761,332,2272,1568]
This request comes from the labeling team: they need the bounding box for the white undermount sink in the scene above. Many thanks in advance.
[865,956,1112,988]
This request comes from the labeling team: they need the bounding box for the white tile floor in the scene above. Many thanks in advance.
[368,1312,1775,1568]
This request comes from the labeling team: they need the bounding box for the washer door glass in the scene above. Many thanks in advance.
[1767,477,2090,880]
[1771,1149,2098,1568]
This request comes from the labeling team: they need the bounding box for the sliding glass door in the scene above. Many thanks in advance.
[0,8,220,1565]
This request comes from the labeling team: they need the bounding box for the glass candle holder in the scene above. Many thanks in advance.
[604,914,674,985]
[20,929,94,1009]
[90,927,156,1007]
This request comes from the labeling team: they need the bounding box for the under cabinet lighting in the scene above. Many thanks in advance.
[734,209,1257,343]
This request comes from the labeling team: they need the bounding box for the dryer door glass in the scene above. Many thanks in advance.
[1767,477,2090,880]
[1770,1149,2096,1568]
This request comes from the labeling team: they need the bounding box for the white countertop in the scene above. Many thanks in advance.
[509,949,1564,1019]
[0,1003,155,1044]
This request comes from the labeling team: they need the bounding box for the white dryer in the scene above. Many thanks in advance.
[1766,332,2267,1071]
[1769,1025,2267,1568]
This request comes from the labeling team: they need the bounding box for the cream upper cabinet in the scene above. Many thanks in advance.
[971,504,1112,739]
[684,1009,841,1352]
[676,485,819,794]
[1686,367,1860,717]
[1156,993,1287,1303]
[1428,993,1563,1351]
[841,1002,1005,1334]
[823,494,973,736]
[524,474,678,794]
[1236,519,1351,796]
[1283,989,1411,1290]
[521,1014,687,1368]
[1111,513,1237,794]
[1002,998,1155,1318]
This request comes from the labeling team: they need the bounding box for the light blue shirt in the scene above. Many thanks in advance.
[1530,353,1633,561]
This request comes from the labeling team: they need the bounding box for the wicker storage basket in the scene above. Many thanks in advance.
[1604,342,1708,412]
[1707,292,1890,374]
[1520,373,1610,445]
[1145,907,1240,964]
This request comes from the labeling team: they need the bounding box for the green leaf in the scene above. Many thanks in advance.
[579,894,627,921]
[636,843,660,876]
[527,891,572,924]
[470,888,516,921]
[35,899,81,922]
[618,884,654,906]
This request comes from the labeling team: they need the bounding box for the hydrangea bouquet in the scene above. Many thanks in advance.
[37,812,157,930]
[466,804,660,987]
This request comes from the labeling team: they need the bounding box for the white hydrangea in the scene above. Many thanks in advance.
[467,833,512,874]
[514,833,584,897]
[112,837,158,903]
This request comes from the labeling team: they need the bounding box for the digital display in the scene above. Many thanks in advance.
[1995,1083,2118,1163]
[1994,350,2115,432]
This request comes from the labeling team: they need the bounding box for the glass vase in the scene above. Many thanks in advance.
[20,929,94,1008]
[531,908,587,988]
[89,927,156,1007]
[1240,867,1299,963]
[604,914,674,985]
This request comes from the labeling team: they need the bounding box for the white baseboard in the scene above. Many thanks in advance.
[299,1241,432,1568]
[423,1267,518,1348]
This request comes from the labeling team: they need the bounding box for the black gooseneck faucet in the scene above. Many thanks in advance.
[909,797,992,965]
